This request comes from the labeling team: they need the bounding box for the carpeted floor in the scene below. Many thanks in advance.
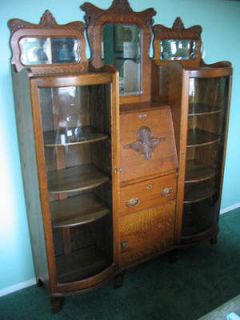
[1,209,240,320]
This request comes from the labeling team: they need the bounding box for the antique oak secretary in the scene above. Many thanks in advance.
[9,0,232,313]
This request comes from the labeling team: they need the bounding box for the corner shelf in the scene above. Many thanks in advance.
[185,160,217,183]
[187,128,219,147]
[51,193,110,228]
[188,103,221,116]
[48,164,109,194]
[44,126,108,147]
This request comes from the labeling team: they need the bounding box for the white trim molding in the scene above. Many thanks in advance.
[220,203,240,215]
[0,278,36,297]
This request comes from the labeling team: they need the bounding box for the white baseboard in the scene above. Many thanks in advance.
[220,203,240,215]
[0,278,36,297]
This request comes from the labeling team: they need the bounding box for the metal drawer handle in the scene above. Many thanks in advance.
[121,240,129,250]
[161,187,173,197]
[125,197,140,208]
[138,113,147,121]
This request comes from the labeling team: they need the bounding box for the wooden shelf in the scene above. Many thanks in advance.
[187,128,219,147]
[56,247,111,283]
[44,126,108,147]
[48,164,109,194]
[188,103,221,116]
[51,193,110,228]
[185,160,217,183]
[184,182,216,204]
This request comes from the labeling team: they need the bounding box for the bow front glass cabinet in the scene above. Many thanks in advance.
[8,11,119,312]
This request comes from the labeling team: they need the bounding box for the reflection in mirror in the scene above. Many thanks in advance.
[102,24,141,96]
[19,37,81,65]
[160,39,197,61]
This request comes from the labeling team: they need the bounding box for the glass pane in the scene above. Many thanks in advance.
[39,83,113,283]
[183,76,229,236]
[160,39,197,61]
[103,24,141,96]
[20,37,81,65]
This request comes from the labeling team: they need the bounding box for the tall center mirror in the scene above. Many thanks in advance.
[102,24,141,96]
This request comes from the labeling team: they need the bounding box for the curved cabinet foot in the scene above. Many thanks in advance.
[114,272,125,289]
[36,279,44,287]
[51,297,65,313]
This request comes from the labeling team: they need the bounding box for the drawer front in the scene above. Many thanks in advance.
[120,108,178,183]
[119,201,176,268]
[119,174,177,215]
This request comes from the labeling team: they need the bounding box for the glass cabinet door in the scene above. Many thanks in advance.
[182,76,229,237]
[38,82,113,284]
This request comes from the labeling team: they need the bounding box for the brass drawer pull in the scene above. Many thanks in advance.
[121,240,129,250]
[161,187,173,197]
[138,113,147,121]
[125,197,140,208]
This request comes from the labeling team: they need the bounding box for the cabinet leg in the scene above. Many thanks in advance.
[114,272,125,289]
[50,297,64,313]
[167,250,178,264]
[36,279,43,287]
[210,235,218,245]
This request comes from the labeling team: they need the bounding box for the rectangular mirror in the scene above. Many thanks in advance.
[102,24,141,96]
[20,37,81,65]
[160,39,197,61]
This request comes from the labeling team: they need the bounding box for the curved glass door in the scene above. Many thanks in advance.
[182,76,229,237]
[39,82,113,283]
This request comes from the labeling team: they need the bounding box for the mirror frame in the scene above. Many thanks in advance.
[81,0,156,104]
[153,17,202,68]
[8,10,88,74]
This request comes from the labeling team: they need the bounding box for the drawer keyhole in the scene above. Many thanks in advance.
[121,240,129,251]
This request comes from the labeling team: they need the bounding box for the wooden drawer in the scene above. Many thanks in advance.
[120,107,178,183]
[119,201,176,268]
[119,174,177,215]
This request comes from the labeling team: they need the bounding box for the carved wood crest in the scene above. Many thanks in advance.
[124,126,166,160]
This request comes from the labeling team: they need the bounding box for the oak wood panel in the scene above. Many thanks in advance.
[11,67,49,286]
[51,193,110,228]
[119,174,177,215]
[119,201,176,267]
[48,164,109,194]
[120,107,178,183]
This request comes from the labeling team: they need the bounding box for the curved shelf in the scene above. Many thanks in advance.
[185,160,217,183]
[187,128,219,147]
[48,164,109,194]
[188,103,221,116]
[51,193,110,228]
[184,182,216,204]
[44,126,108,147]
[56,247,112,283]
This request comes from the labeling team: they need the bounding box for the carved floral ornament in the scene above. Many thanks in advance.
[124,126,166,160]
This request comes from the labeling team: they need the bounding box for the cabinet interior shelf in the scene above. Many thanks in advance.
[48,164,109,194]
[44,126,108,147]
[187,128,219,147]
[184,182,216,204]
[188,103,221,116]
[51,193,110,228]
[185,160,217,183]
[56,247,111,283]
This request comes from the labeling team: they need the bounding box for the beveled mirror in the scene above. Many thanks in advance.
[81,0,156,103]
[8,10,87,73]
[153,17,202,68]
